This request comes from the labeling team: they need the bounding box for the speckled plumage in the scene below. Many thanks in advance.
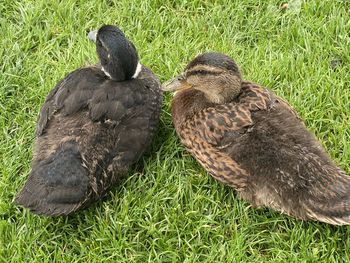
[15,25,162,216]
[164,52,350,225]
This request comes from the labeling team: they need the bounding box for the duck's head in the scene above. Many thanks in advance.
[88,25,141,81]
[162,52,242,104]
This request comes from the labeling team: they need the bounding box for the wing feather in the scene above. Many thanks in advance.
[37,67,105,135]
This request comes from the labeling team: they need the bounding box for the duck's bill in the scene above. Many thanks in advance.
[161,74,192,92]
[88,30,97,42]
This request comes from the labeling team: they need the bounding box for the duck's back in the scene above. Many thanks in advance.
[16,66,162,216]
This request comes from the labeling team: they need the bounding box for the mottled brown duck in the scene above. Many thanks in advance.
[15,25,162,216]
[163,52,350,225]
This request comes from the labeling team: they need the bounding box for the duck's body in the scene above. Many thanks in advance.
[16,26,162,216]
[165,52,350,225]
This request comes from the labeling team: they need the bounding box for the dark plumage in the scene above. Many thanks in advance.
[163,52,350,225]
[15,25,162,216]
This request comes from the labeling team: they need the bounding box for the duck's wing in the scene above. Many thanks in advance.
[16,67,106,215]
[244,84,350,225]
[15,142,90,216]
[228,83,350,225]
[37,66,105,136]
[292,147,350,225]
[88,77,162,167]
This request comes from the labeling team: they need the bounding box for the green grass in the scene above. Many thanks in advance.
[1,0,350,261]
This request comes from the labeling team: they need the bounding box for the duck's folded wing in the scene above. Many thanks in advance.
[37,67,104,136]
[88,79,162,166]
[15,143,90,216]
[297,151,350,225]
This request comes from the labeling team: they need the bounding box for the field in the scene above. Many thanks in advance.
[1,0,349,262]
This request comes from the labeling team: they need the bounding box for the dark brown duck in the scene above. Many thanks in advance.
[163,52,350,225]
[15,25,162,216]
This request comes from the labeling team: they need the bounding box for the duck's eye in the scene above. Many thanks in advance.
[177,74,185,81]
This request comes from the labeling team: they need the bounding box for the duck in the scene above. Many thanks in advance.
[162,52,350,225]
[15,25,162,216]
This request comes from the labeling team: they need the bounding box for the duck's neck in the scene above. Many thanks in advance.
[171,89,213,133]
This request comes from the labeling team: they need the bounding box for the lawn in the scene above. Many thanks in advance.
[1,0,350,262]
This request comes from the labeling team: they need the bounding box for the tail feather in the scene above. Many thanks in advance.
[15,145,89,216]
[302,169,350,225]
